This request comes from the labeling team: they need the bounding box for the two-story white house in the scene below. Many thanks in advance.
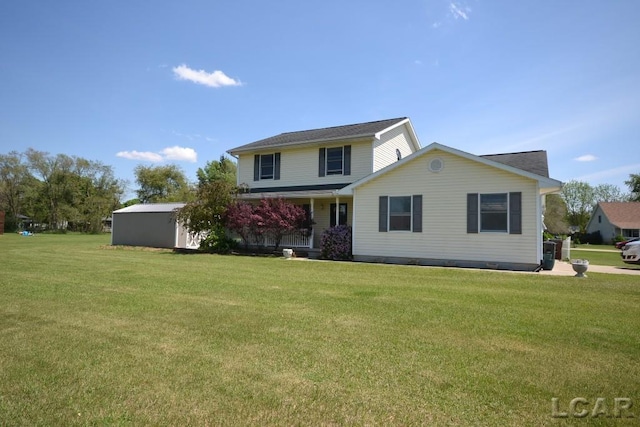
[228,117,563,271]
[228,117,420,247]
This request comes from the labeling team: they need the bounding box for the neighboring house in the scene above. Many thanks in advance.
[586,202,640,243]
[111,203,201,249]
[228,117,563,271]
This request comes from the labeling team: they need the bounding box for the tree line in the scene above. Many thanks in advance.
[548,176,640,235]
[0,149,237,233]
[0,149,125,233]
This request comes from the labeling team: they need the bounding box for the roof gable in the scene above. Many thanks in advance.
[597,202,640,228]
[228,117,409,154]
[338,142,562,194]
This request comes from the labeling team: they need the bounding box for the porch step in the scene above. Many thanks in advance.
[293,248,321,259]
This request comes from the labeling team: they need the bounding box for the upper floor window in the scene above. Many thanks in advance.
[253,153,281,181]
[319,145,351,177]
[260,154,274,179]
[326,147,344,175]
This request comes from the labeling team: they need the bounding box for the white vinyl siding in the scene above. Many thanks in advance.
[372,123,417,172]
[237,141,373,189]
[353,149,540,265]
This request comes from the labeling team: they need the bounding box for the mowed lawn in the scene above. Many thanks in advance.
[1,234,639,425]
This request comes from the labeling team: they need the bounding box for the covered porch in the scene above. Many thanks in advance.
[238,189,353,249]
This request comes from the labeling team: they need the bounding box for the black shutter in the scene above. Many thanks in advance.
[467,193,478,233]
[379,196,388,232]
[344,145,351,176]
[274,152,281,180]
[318,148,326,177]
[412,195,422,232]
[253,155,260,181]
[509,192,522,234]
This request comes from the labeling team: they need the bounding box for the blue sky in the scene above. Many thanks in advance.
[1,0,639,199]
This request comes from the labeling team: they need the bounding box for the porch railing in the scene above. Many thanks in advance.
[263,233,311,248]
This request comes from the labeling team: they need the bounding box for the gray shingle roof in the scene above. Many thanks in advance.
[228,117,408,153]
[481,150,549,177]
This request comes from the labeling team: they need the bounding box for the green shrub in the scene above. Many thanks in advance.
[320,225,352,260]
[199,226,237,254]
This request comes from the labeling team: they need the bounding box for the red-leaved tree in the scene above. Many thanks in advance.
[224,200,255,249]
[225,198,307,251]
[256,198,307,251]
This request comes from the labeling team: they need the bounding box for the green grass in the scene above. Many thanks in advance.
[569,248,640,269]
[1,234,639,425]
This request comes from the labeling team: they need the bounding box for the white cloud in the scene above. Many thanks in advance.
[449,2,471,20]
[574,154,598,162]
[161,146,197,162]
[116,150,164,162]
[116,146,197,163]
[574,163,640,183]
[173,64,242,88]
[432,21,442,29]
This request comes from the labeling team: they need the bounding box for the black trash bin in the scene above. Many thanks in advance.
[542,241,556,270]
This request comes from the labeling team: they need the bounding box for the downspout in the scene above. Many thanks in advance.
[351,188,356,257]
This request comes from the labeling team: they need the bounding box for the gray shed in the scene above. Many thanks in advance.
[111,203,200,249]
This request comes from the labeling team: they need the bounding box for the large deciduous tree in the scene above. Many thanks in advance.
[626,173,640,201]
[196,156,237,186]
[25,148,73,229]
[561,180,595,233]
[543,194,569,234]
[174,180,237,236]
[134,164,193,203]
[0,151,31,231]
[593,183,628,203]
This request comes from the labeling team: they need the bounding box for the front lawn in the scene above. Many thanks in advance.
[1,234,639,425]
[570,248,640,268]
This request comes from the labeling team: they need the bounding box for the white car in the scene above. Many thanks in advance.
[621,241,640,265]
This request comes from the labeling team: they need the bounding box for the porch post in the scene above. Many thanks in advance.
[335,196,340,226]
[309,198,314,249]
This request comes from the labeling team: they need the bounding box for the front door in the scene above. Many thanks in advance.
[330,203,348,227]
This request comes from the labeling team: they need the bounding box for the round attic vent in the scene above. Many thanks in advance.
[429,158,444,172]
